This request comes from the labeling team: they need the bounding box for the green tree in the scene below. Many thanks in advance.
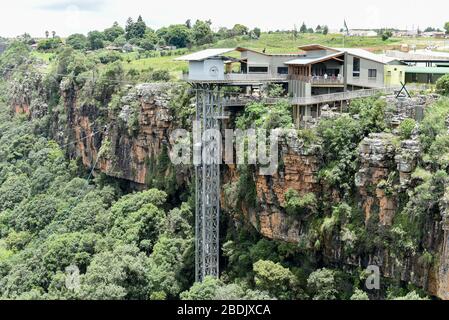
[251,27,262,39]
[180,276,221,300]
[125,16,147,40]
[444,22,449,34]
[436,74,449,95]
[192,20,214,45]
[66,34,88,50]
[300,22,307,33]
[158,25,192,48]
[350,289,369,300]
[253,260,300,300]
[307,268,338,300]
[87,31,105,50]
[104,22,125,42]
[79,245,150,300]
[148,236,192,298]
[0,175,31,211]
[37,38,62,51]
[231,24,249,36]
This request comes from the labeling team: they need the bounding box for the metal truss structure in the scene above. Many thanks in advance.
[194,85,223,282]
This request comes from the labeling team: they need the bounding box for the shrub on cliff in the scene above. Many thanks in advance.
[419,98,449,152]
[317,115,362,193]
[436,74,449,96]
[399,118,416,140]
[284,189,317,218]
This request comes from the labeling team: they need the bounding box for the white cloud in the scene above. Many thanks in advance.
[0,0,447,37]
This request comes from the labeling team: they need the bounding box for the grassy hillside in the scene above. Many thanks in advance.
[29,32,446,79]
[123,33,444,76]
[211,32,401,53]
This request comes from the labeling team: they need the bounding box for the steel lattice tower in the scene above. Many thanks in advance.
[194,85,223,282]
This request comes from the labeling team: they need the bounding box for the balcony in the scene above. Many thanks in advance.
[291,86,399,105]
[181,72,288,83]
[288,75,344,85]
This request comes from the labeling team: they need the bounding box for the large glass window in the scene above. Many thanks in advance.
[368,69,377,79]
[249,66,268,73]
[353,57,360,77]
[277,67,288,75]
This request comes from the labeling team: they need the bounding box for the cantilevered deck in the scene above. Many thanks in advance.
[182,73,288,84]
[219,86,402,108]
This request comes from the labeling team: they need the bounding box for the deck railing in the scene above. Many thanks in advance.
[288,75,344,85]
[182,73,288,82]
[220,86,404,107]
[290,86,400,105]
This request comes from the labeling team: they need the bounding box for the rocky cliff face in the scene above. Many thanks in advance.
[66,84,174,185]
[11,78,449,299]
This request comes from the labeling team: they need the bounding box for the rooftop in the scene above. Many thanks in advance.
[175,48,235,61]
[285,52,343,65]
[405,66,449,74]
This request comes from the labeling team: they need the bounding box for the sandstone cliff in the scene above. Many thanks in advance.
[11,78,449,299]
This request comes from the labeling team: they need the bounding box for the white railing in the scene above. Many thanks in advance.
[221,86,404,107]
[182,73,288,82]
[288,75,344,85]
[222,96,286,107]
[291,86,400,105]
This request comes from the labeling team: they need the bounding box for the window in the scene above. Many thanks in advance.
[368,69,377,79]
[248,66,268,73]
[353,57,360,77]
[387,71,392,77]
[277,67,288,75]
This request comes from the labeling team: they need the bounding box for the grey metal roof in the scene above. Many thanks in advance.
[336,48,390,64]
[285,52,343,65]
[175,48,236,61]
[386,50,449,62]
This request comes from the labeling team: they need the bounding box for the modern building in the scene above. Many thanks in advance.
[385,50,449,84]
[177,44,449,126]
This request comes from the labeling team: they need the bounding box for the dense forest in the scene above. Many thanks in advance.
[2,27,449,300]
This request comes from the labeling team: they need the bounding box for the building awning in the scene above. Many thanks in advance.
[405,66,449,74]
[298,44,339,52]
[285,52,344,66]
[175,48,236,61]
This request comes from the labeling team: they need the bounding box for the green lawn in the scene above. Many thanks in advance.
[118,33,403,75]
[31,51,55,64]
[122,53,188,77]
[122,33,432,75]
[210,32,401,53]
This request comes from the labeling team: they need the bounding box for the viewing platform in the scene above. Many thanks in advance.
[288,75,344,86]
[181,73,288,84]
[219,86,403,108]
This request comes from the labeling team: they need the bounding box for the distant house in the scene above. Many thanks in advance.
[393,30,419,37]
[105,45,122,51]
[349,30,378,37]
[156,45,177,51]
[421,31,447,38]
[30,43,38,51]
[122,43,134,52]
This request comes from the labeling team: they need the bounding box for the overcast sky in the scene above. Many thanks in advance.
[0,0,447,37]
